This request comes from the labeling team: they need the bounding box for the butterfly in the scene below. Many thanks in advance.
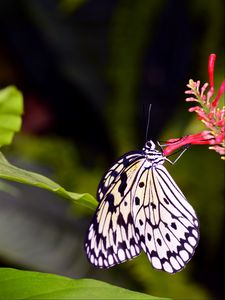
[85,140,199,273]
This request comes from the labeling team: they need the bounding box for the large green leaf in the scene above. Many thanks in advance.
[0,268,169,300]
[0,86,23,147]
[0,152,97,210]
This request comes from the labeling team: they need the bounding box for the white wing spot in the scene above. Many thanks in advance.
[170,257,180,270]
[108,255,113,265]
[140,241,146,251]
[163,262,173,273]
[125,249,131,259]
[99,257,103,267]
[90,255,94,264]
[104,260,109,267]
[152,257,162,270]
[184,242,193,253]
[88,229,94,240]
[194,220,199,227]
[135,245,140,253]
[192,229,198,238]
[130,246,136,256]
[180,250,189,261]
[176,256,185,266]
[188,236,197,246]
[113,254,119,264]
[118,249,125,261]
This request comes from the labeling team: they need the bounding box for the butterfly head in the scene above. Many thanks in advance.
[144,140,156,150]
[143,140,165,165]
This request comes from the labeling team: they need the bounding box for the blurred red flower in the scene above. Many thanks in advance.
[163,54,225,159]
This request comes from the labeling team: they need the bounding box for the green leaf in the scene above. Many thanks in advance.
[0,268,169,300]
[0,152,97,210]
[0,86,23,147]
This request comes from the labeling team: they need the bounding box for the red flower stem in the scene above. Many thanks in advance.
[163,132,214,156]
[208,53,216,91]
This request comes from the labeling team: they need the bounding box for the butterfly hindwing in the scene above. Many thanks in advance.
[133,164,199,273]
[85,152,144,268]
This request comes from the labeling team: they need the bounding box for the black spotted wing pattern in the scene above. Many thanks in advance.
[85,152,144,267]
[132,164,199,273]
[97,151,143,202]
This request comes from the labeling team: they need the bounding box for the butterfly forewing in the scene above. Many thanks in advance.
[85,152,144,268]
[97,151,143,202]
[85,141,200,273]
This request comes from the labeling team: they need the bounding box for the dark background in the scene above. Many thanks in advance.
[0,0,224,299]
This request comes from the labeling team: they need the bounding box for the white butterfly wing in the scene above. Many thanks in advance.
[85,152,144,268]
[133,164,199,273]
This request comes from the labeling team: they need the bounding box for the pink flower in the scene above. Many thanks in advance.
[163,54,225,159]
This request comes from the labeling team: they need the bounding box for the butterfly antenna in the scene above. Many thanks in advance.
[145,103,152,141]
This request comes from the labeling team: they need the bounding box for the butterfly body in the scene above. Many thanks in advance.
[85,140,199,273]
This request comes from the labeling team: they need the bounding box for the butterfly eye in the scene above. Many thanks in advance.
[146,141,155,149]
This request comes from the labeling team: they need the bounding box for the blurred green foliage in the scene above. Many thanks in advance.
[0,86,23,147]
[10,135,101,196]
[126,255,209,299]
[59,0,88,13]
[107,0,164,153]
